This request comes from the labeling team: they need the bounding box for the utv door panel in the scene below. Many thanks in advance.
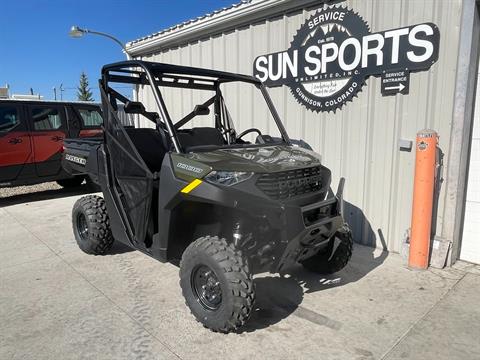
[0,104,32,182]
[105,110,153,245]
[29,105,67,177]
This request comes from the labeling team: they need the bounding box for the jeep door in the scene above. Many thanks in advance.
[28,104,67,177]
[66,104,103,138]
[0,103,32,183]
[76,105,103,137]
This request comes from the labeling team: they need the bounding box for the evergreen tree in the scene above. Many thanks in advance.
[77,72,94,101]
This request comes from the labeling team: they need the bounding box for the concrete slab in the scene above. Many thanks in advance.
[0,208,54,269]
[1,192,479,360]
[0,254,178,360]
[3,197,82,256]
[384,273,480,360]
[0,208,41,251]
[453,260,480,276]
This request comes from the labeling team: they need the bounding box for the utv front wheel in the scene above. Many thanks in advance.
[301,225,353,274]
[180,236,255,333]
[72,195,114,255]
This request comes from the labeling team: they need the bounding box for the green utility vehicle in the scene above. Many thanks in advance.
[62,60,353,333]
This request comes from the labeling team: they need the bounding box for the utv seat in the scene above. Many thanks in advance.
[125,128,168,173]
[177,127,225,152]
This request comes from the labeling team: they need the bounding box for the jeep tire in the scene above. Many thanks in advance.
[57,176,85,188]
[72,195,114,255]
[301,224,353,274]
[180,236,255,333]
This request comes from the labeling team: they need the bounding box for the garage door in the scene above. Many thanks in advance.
[460,68,480,264]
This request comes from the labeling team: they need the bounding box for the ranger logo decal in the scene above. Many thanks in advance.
[65,154,87,166]
[176,162,204,174]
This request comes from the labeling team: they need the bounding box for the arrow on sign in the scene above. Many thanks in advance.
[385,83,405,92]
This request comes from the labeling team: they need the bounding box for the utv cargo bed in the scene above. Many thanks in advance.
[62,137,102,184]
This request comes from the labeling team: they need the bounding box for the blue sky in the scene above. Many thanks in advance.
[0,0,238,101]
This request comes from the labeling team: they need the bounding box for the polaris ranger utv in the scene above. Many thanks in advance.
[63,60,353,333]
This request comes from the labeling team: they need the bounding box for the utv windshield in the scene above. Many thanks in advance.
[101,61,290,153]
[161,80,286,149]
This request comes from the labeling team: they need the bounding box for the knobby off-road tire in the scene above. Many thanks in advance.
[180,236,255,333]
[57,176,85,188]
[301,225,353,274]
[72,195,114,255]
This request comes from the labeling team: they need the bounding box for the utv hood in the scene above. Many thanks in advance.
[183,145,322,173]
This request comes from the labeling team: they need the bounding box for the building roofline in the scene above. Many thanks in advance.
[126,0,325,57]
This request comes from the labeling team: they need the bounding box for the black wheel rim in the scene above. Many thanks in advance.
[191,265,222,311]
[76,212,89,242]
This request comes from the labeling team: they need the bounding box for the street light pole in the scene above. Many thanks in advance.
[69,26,131,59]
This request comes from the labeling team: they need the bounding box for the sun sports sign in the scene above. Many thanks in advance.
[253,6,440,112]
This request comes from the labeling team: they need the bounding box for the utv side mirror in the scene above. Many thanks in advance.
[194,104,210,116]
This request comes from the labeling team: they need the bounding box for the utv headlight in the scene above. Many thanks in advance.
[204,171,253,186]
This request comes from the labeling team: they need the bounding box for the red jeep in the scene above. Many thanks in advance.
[0,100,102,188]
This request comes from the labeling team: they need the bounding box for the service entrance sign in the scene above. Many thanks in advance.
[253,6,440,112]
[381,70,410,96]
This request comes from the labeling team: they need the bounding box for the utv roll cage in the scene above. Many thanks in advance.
[100,60,291,153]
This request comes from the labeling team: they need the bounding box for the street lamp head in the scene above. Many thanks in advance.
[69,26,86,38]
[67,26,130,59]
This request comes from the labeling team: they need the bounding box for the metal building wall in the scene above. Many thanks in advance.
[137,0,464,253]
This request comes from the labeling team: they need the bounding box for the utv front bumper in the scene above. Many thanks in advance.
[184,177,346,274]
[257,178,346,273]
[274,194,344,273]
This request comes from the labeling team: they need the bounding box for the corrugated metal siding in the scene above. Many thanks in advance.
[138,0,463,252]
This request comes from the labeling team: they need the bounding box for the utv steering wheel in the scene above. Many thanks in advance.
[236,128,263,140]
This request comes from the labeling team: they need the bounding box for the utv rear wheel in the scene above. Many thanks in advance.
[72,195,114,255]
[180,236,255,333]
[57,176,84,188]
[301,225,353,274]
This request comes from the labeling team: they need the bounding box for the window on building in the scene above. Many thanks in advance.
[0,106,19,132]
[32,107,62,130]
[78,109,103,127]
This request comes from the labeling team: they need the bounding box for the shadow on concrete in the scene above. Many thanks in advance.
[0,184,96,207]
[429,146,446,266]
[239,201,389,333]
[107,241,135,255]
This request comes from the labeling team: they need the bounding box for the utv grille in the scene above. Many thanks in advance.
[256,166,323,200]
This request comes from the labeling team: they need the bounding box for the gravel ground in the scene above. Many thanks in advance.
[0,181,94,207]
[0,182,62,199]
